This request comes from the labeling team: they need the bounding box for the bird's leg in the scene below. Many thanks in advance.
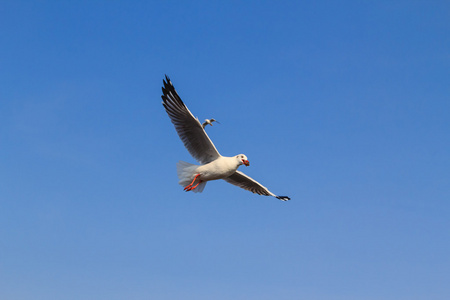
[184,174,200,191]
[187,180,203,191]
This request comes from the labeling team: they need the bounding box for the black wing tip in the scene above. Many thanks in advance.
[164,74,171,85]
[161,75,179,102]
[162,74,173,93]
[162,75,179,96]
[161,76,188,113]
[276,196,291,201]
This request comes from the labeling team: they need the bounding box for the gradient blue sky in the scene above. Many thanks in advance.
[1,1,449,299]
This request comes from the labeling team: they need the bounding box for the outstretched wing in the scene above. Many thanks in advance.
[223,171,290,201]
[161,75,221,164]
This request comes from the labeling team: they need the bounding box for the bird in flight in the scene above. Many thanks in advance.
[202,118,220,128]
[161,75,290,201]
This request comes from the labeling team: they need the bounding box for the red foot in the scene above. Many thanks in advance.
[185,180,202,192]
[184,174,200,191]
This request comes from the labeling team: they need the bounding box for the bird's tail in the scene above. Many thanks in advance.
[176,161,206,193]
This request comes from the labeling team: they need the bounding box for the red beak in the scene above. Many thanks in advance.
[242,159,250,166]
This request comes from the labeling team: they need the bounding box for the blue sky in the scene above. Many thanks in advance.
[1,1,449,299]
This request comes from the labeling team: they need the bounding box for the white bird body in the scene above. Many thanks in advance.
[161,75,290,201]
[176,155,245,194]
[185,156,241,181]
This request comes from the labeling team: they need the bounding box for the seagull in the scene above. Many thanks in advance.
[202,118,220,128]
[161,75,290,201]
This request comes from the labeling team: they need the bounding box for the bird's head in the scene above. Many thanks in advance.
[237,154,250,167]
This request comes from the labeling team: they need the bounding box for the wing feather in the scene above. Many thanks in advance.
[161,75,221,164]
[223,171,290,201]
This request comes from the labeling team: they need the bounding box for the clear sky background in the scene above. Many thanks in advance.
[1,1,449,299]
